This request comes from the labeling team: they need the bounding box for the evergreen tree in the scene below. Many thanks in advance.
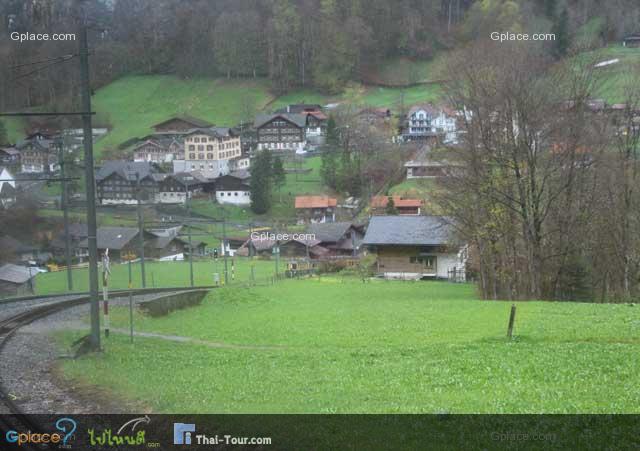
[552,7,570,58]
[0,120,7,145]
[321,116,340,189]
[385,196,398,215]
[272,156,286,201]
[250,150,273,214]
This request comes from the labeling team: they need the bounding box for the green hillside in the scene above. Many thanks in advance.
[567,45,640,104]
[90,70,444,159]
[92,76,275,157]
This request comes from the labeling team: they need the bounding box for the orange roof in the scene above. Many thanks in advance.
[371,196,423,208]
[295,196,337,209]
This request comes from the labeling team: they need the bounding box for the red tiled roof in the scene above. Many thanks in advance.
[295,196,337,209]
[371,196,423,208]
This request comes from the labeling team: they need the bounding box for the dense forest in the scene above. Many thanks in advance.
[1,0,640,112]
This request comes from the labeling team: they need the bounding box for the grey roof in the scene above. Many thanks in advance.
[182,127,234,138]
[229,169,251,180]
[307,222,354,243]
[152,115,214,129]
[78,227,139,250]
[407,103,440,118]
[363,216,454,246]
[0,147,20,156]
[0,264,36,284]
[96,161,160,182]
[254,113,307,129]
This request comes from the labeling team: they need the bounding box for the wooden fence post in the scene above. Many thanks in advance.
[507,304,517,339]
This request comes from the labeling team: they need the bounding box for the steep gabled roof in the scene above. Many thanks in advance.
[363,216,454,246]
[307,222,354,243]
[152,115,214,129]
[0,264,36,284]
[183,127,234,138]
[295,196,337,209]
[254,113,307,129]
[78,227,139,250]
[96,161,160,182]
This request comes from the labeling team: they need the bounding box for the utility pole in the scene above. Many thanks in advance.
[136,172,146,288]
[222,216,229,285]
[249,222,255,284]
[185,183,194,287]
[57,136,73,290]
[79,17,101,350]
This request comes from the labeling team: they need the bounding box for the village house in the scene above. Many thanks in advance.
[274,104,328,147]
[156,171,208,204]
[16,132,59,174]
[370,196,423,216]
[0,236,50,265]
[306,222,365,257]
[0,146,21,168]
[236,236,329,259]
[96,161,162,205]
[152,115,214,133]
[177,127,243,179]
[402,104,458,144]
[254,113,308,154]
[363,215,466,280]
[404,146,456,179]
[132,137,183,163]
[50,223,89,262]
[0,263,37,297]
[215,171,251,206]
[295,196,337,224]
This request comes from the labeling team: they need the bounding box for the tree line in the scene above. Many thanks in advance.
[3,0,640,114]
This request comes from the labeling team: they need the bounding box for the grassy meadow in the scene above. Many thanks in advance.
[58,278,640,413]
[34,258,281,296]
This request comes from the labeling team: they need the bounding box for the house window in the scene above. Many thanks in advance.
[207,153,213,159]
[189,145,195,151]
[220,192,224,196]
[189,153,195,159]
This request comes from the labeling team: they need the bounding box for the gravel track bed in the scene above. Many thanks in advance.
[0,292,180,414]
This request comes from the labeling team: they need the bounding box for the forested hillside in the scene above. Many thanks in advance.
[1,0,640,115]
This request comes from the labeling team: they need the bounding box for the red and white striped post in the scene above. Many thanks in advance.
[102,249,111,338]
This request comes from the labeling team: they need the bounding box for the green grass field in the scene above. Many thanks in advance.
[34,258,281,296]
[570,45,640,103]
[58,278,640,413]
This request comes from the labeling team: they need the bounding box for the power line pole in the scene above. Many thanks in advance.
[79,19,100,350]
[136,172,146,288]
[222,215,229,285]
[57,136,73,291]
[185,183,194,287]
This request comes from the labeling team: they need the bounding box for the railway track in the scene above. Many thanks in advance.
[0,286,214,450]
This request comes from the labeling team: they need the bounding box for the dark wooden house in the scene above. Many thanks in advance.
[96,161,161,205]
[254,113,307,153]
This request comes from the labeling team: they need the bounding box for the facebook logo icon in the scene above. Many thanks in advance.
[173,423,196,445]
